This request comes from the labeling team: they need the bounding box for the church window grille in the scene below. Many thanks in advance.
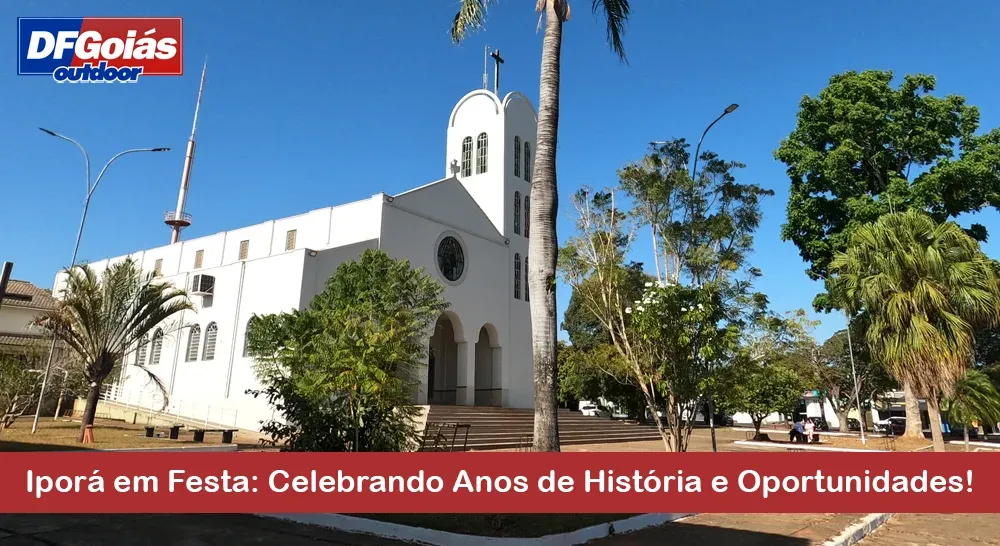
[285,230,297,251]
[461,137,473,177]
[243,317,257,357]
[202,322,219,361]
[524,142,531,182]
[136,335,149,366]
[186,324,201,362]
[513,136,521,178]
[153,259,162,276]
[150,329,163,366]
[524,256,529,301]
[513,192,521,235]
[239,240,249,260]
[524,195,530,238]
[514,253,521,299]
[476,133,488,174]
[194,250,204,269]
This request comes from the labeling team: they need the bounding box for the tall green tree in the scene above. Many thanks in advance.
[452,0,631,453]
[830,210,1000,451]
[40,260,191,442]
[620,138,773,286]
[618,138,772,448]
[944,368,1000,451]
[246,250,448,452]
[776,70,1000,434]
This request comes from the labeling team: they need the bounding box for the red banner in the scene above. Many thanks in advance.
[0,452,995,513]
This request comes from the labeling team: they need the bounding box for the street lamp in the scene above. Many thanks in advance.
[31,128,169,434]
[691,103,738,180]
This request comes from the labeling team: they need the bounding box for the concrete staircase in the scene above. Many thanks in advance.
[424,405,663,451]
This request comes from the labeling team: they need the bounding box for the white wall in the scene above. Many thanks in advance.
[0,306,46,336]
[379,200,533,409]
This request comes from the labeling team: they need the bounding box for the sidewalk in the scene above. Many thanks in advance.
[590,513,866,545]
[858,514,1000,545]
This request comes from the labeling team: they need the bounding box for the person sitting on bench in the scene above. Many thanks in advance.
[804,419,816,443]
[789,420,805,443]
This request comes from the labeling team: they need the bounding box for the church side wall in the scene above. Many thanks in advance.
[113,251,308,432]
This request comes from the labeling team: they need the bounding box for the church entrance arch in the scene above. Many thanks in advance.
[474,324,502,407]
[428,313,460,405]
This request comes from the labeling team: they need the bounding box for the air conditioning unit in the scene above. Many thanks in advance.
[190,274,215,296]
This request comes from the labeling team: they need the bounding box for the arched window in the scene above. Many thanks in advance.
[461,136,473,177]
[476,132,488,174]
[150,329,164,366]
[513,136,521,178]
[524,142,531,182]
[524,256,529,301]
[135,335,149,366]
[243,317,257,357]
[514,253,521,300]
[185,324,201,362]
[202,322,219,361]
[513,191,521,235]
[524,194,530,238]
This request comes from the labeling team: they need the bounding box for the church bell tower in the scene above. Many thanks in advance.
[445,47,538,239]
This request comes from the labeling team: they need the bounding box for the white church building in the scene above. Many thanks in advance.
[55,87,538,432]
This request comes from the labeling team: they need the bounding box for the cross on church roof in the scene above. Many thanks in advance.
[491,49,504,95]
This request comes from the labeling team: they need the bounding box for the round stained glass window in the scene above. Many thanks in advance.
[437,236,465,282]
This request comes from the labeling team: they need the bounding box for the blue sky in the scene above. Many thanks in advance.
[3,1,1000,343]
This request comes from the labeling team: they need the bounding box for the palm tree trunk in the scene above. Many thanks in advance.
[902,381,924,438]
[529,0,564,453]
[78,381,101,442]
[925,395,946,453]
[963,425,969,452]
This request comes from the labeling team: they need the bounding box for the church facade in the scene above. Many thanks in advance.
[54,88,538,432]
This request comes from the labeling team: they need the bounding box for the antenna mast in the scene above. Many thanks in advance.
[166,57,208,244]
[482,44,488,89]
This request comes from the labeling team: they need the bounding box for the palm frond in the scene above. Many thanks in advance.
[593,0,630,63]
[451,0,497,44]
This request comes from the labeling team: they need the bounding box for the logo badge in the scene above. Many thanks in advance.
[17,17,183,83]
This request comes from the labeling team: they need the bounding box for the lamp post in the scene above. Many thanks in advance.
[31,128,169,434]
[655,104,739,452]
[815,271,867,445]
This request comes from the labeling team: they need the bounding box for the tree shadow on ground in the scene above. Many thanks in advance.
[0,440,89,452]
[0,515,814,546]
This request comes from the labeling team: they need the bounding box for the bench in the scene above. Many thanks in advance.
[191,428,238,444]
[144,424,184,440]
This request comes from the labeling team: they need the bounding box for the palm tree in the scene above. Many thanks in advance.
[451,0,631,452]
[40,260,191,442]
[830,210,1000,452]
[945,368,1000,451]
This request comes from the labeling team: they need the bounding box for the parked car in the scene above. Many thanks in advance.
[847,418,862,432]
[580,404,605,417]
[875,417,906,435]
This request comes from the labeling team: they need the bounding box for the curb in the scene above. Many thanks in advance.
[97,444,238,452]
[822,513,893,546]
[257,513,694,545]
[733,441,889,453]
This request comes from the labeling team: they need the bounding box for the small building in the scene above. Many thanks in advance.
[0,279,60,356]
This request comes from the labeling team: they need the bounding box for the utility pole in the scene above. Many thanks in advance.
[0,262,12,311]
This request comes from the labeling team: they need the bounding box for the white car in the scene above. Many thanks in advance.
[580,404,604,417]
